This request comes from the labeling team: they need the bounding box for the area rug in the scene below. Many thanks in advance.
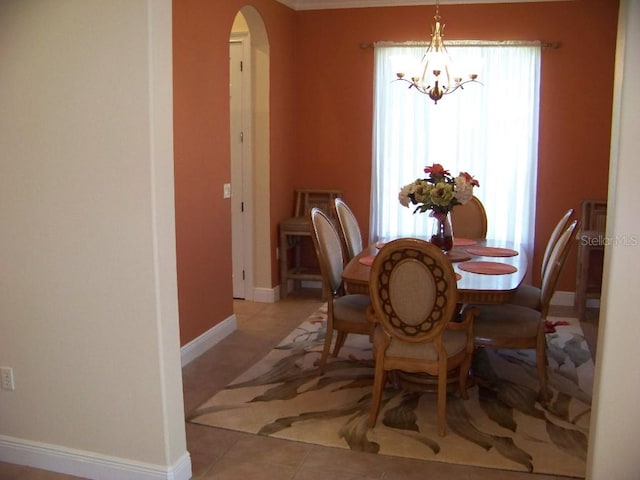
[189,305,593,477]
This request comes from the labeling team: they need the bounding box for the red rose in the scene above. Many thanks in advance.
[424,163,450,177]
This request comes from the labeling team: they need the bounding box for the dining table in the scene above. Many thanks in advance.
[342,236,528,305]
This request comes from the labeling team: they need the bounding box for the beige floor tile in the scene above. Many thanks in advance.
[300,445,394,479]
[197,457,298,480]
[222,435,311,467]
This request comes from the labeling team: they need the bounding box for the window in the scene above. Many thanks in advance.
[371,43,541,261]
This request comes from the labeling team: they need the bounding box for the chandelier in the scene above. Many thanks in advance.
[394,1,480,104]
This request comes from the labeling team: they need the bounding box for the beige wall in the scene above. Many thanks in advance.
[0,0,189,477]
[587,1,640,477]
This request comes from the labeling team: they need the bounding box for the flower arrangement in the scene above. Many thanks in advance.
[399,163,480,215]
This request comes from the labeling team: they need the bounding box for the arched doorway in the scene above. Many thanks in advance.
[229,6,271,302]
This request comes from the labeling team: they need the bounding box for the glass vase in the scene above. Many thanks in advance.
[430,211,454,252]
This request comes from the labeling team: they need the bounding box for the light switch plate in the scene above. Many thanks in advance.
[1,367,15,391]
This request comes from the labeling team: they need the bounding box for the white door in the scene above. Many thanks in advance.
[229,38,253,299]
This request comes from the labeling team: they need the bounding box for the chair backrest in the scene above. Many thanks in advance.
[369,238,459,343]
[450,196,488,239]
[541,208,574,278]
[293,189,342,218]
[581,199,607,232]
[539,219,579,317]
[334,198,363,261]
[310,207,345,296]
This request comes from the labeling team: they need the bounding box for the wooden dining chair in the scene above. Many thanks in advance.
[334,198,364,262]
[510,208,575,310]
[367,238,477,436]
[309,208,372,374]
[469,219,579,404]
[450,195,488,239]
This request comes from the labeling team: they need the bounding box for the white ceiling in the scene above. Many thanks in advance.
[276,0,566,10]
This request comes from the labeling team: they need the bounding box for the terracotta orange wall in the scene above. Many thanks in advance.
[173,0,296,345]
[173,0,617,346]
[292,0,618,291]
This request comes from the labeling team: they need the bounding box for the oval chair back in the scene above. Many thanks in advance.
[334,197,364,261]
[541,208,574,278]
[310,207,345,296]
[370,239,458,343]
[450,196,488,239]
[539,219,580,318]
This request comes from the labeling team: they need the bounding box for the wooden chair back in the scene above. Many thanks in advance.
[540,219,579,317]
[310,207,345,297]
[334,198,363,261]
[541,208,574,278]
[370,238,459,343]
[450,196,488,239]
[581,199,607,232]
[293,189,342,218]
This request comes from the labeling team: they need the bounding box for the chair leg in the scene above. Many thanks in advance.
[333,331,347,357]
[458,355,472,400]
[537,325,550,404]
[317,323,334,374]
[279,231,289,299]
[368,360,387,428]
[437,361,448,436]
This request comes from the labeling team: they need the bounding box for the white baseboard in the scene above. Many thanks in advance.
[180,314,236,366]
[0,435,191,480]
[551,291,575,307]
[550,291,600,309]
[253,286,278,303]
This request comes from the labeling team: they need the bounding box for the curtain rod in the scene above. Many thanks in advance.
[360,40,560,49]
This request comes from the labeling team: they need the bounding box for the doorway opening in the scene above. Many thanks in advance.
[229,7,271,302]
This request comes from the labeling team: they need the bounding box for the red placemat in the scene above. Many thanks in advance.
[453,237,478,247]
[358,255,376,266]
[458,261,518,275]
[446,248,472,263]
[465,246,519,257]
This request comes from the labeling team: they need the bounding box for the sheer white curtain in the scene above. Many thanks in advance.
[371,43,540,262]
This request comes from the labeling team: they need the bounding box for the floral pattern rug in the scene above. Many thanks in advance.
[188,305,593,477]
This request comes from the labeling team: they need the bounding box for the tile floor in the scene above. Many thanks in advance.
[0,289,599,479]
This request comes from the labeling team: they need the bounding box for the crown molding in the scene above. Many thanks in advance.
[276,0,567,10]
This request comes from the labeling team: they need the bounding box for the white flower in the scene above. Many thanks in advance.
[398,184,413,207]
[454,174,474,204]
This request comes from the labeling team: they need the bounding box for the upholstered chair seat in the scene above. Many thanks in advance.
[333,294,372,324]
[375,327,469,361]
[473,304,541,344]
[508,284,541,310]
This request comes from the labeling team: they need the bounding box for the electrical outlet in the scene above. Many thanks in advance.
[223,183,231,199]
[1,367,15,391]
